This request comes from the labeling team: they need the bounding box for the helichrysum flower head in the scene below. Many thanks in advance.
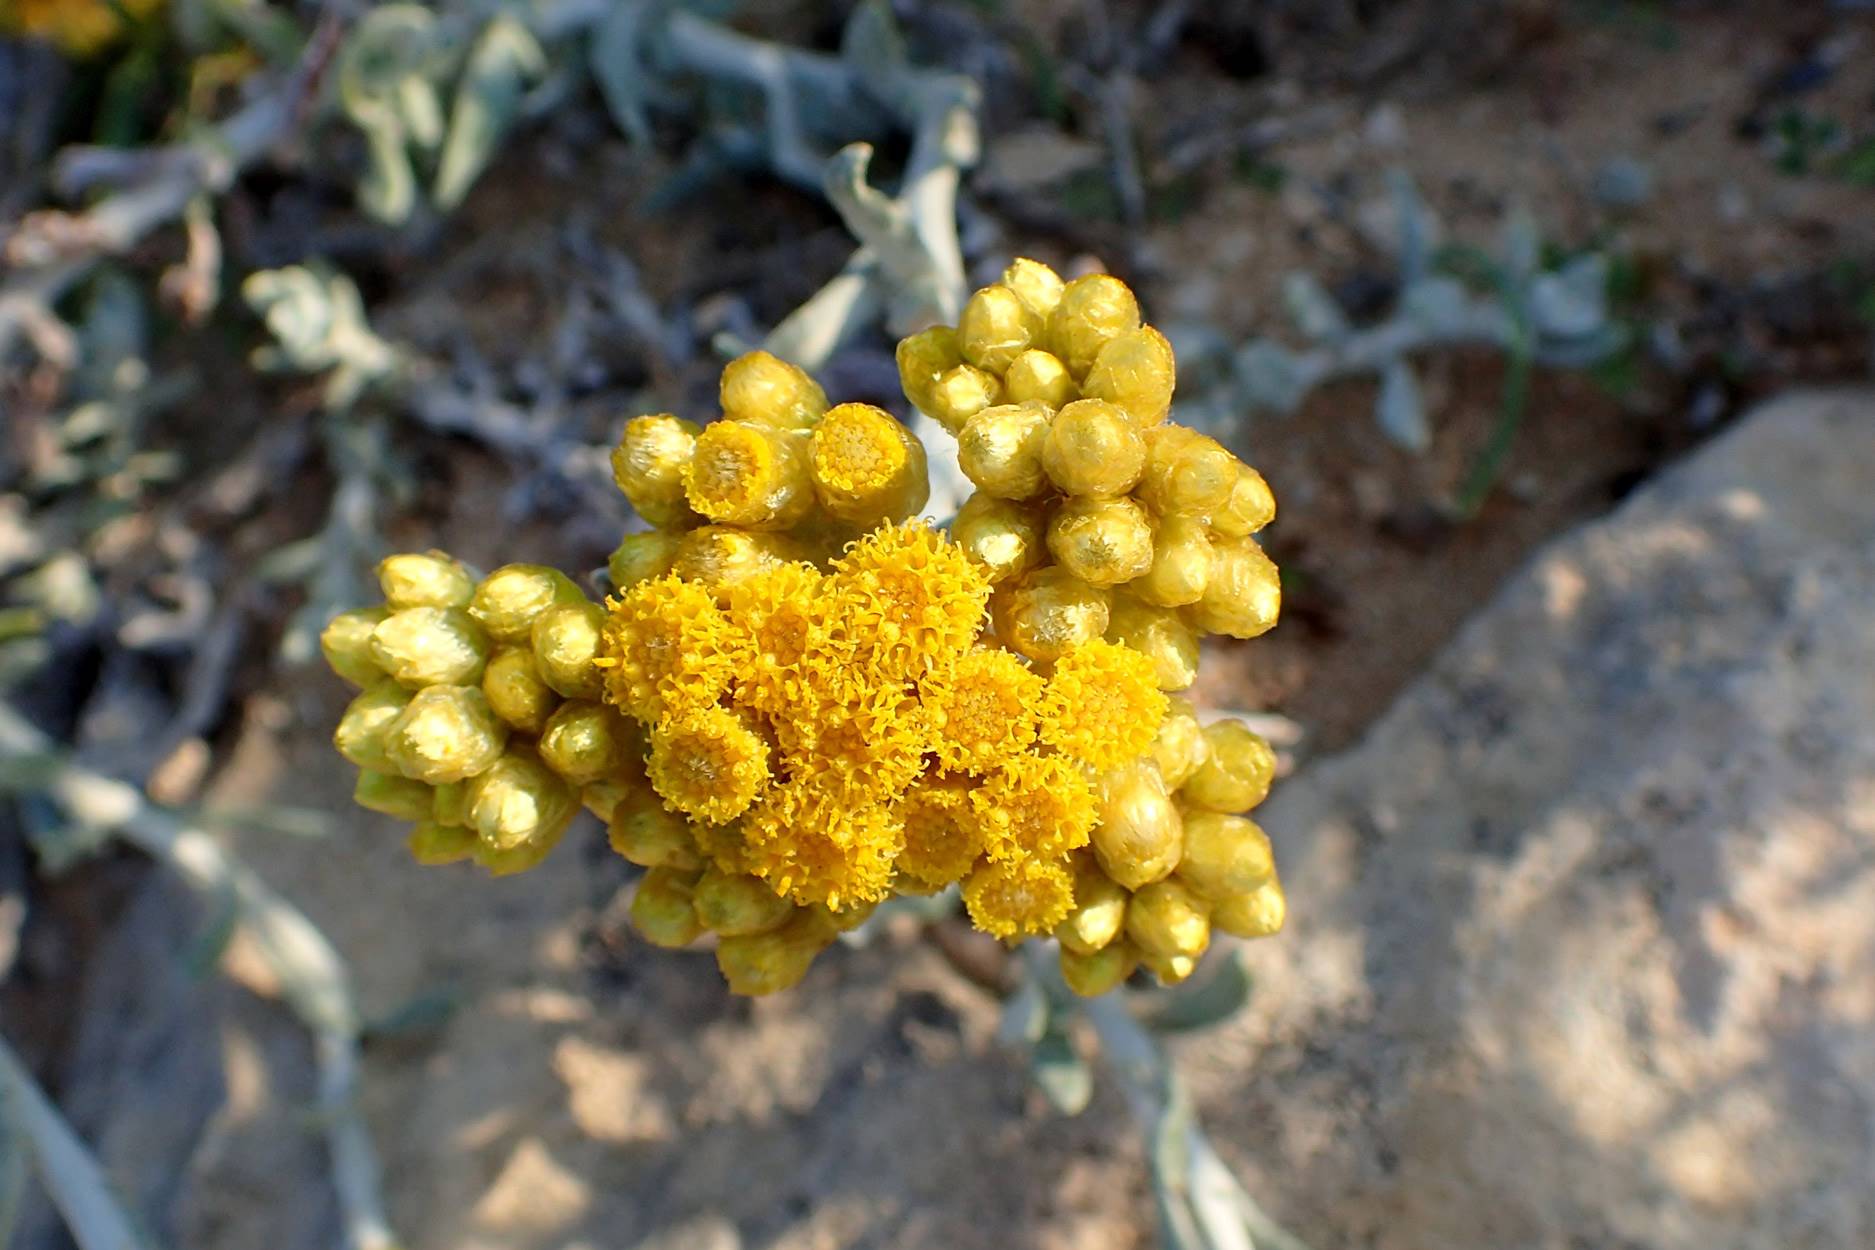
[919,648,1043,772]
[1038,639,1167,770]
[647,705,769,824]
[595,574,733,720]
[809,402,930,525]
[326,266,1291,994]
[970,752,1097,862]
[964,855,1075,941]
[894,775,984,891]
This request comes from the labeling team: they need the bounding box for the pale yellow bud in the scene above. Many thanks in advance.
[607,788,704,871]
[1002,349,1077,409]
[1137,425,1238,519]
[1149,696,1210,791]
[958,401,1051,500]
[1000,257,1066,320]
[1091,759,1182,889]
[1047,273,1140,378]
[720,349,828,430]
[1212,875,1286,939]
[381,685,508,784]
[1047,496,1155,587]
[1181,720,1276,813]
[353,769,434,822]
[612,414,701,527]
[631,867,706,948]
[692,865,794,936]
[333,682,414,772]
[463,748,579,852]
[537,700,637,787]
[531,600,606,700]
[1177,810,1275,899]
[809,402,929,525]
[377,551,475,610]
[369,606,490,688]
[606,530,681,592]
[1187,537,1281,639]
[468,564,585,645]
[482,646,560,734]
[1211,463,1277,537]
[991,567,1110,663]
[949,492,1045,584]
[1056,857,1129,955]
[1106,595,1199,691]
[1059,941,1136,997]
[1126,877,1211,960]
[1135,515,1215,608]
[715,909,836,994]
[683,420,815,530]
[321,606,389,687]
[407,822,478,866]
[927,363,1003,433]
[1042,398,1146,497]
[1081,325,1176,426]
[959,284,1043,374]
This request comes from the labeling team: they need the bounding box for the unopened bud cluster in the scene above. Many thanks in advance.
[323,261,1286,996]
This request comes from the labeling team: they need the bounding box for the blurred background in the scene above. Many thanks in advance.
[2,2,1872,1249]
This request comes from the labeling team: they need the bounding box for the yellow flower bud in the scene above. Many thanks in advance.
[1178,810,1275,900]
[531,600,606,700]
[432,779,467,827]
[1081,325,1176,427]
[606,530,681,593]
[683,420,815,530]
[720,349,828,430]
[1056,857,1128,955]
[715,910,836,994]
[1000,257,1066,321]
[964,854,1076,940]
[407,822,478,866]
[692,865,793,936]
[1134,515,1215,608]
[927,363,1003,433]
[809,402,930,525]
[1211,463,1277,538]
[1047,496,1154,587]
[538,700,638,787]
[1106,595,1199,691]
[369,606,490,688]
[631,866,706,948]
[468,564,584,645]
[580,778,637,822]
[949,492,1045,584]
[474,825,567,877]
[1002,348,1077,409]
[896,325,963,418]
[612,414,702,527]
[1212,874,1286,939]
[1137,425,1238,519]
[1149,696,1209,790]
[1186,538,1281,639]
[1059,940,1136,997]
[669,525,802,591]
[333,682,414,772]
[463,748,579,852]
[957,401,1051,500]
[1091,759,1183,890]
[482,646,560,734]
[1047,273,1140,378]
[321,606,389,687]
[1181,720,1276,813]
[1126,877,1211,960]
[991,567,1110,663]
[1041,398,1146,497]
[959,283,1043,374]
[381,685,508,784]
[646,704,768,824]
[1138,948,1200,986]
[607,788,704,871]
[377,551,475,609]
[353,769,434,822]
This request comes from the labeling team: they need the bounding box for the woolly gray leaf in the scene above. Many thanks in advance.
[1377,358,1431,451]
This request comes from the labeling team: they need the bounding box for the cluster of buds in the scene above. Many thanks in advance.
[321,262,1286,996]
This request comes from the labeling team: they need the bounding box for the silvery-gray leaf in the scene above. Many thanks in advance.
[590,1,654,144]
[356,115,418,223]
[1398,275,1474,336]
[433,16,547,212]
[336,4,439,121]
[1232,340,1309,415]
[1031,1031,1094,1116]
[1500,206,1541,284]
[1376,358,1430,451]
[1529,253,1609,341]
[1592,155,1652,208]
[842,0,909,90]
[1281,271,1348,343]
[997,976,1049,1047]
[1533,321,1629,370]
[1389,167,1439,283]
[396,75,445,150]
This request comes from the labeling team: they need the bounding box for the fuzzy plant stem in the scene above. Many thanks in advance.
[0,702,400,1250]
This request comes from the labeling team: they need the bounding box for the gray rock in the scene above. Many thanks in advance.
[1198,389,1875,1250]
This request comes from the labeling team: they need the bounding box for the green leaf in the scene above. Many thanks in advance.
[433,16,547,211]
[1030,1029,1092,1116]
[1135,950,1255,1034]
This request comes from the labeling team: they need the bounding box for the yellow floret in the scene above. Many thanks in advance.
[682,420,814,530]
[969,752,1097,862]
[918,649,1043,773]
[809,402,929,525]
[723,561,836,714]
[777,685,930,808]
[1038,639,1168,770]
[742,781,905,910]
[647,705,769,825]
[963,855,1076,940]
[832,521,991,681]
[596,575,734,720]
[894,775,985,890]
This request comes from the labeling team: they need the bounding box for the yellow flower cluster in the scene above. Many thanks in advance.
[322,261,1287,997]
